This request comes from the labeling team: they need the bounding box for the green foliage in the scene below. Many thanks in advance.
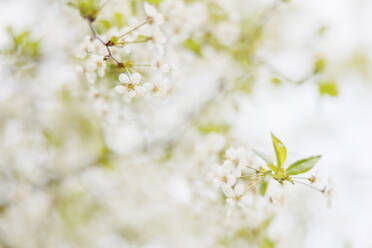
[255,134,321,186]
[318,80,338,97]
[271,77,281,86]
[97,12,126,33]
[318,25,328,36]
[57,192,100,227]
[131,0,137,15]
[96,144,114,169]
[208,2,228,23]
[235,76,255,95]
[1,26,42,75]
[261,237,275,248]
[68,0,101,21]
[198,123,230,135]
[218,217,275,247]
[271,133,286,169]
[286,156,321,175]
[259,174,271,196]
[141,0,163,7]
[184,38,202,56]
[231,20,263,67]
[159,144,174,163]
[313,57,326,74]
[253,149,276,172]
[5,27,41,59]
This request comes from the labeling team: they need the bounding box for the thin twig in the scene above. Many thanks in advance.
[88,21,121,65]
[293,179,323,192]
[117,20,148,39]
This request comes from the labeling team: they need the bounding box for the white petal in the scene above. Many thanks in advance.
[221,185,234,198]
[144,2,157,16]
[226,175,236,186]
[225,147,236,159]
[143,82,154,91]
[127,90,136,98]
[119,73,130,84]
[231,168,241,178]
[115,85,126,94]
[161,64,170,73]
[131,72,142,85]
[98,67,105,77]
[226,198,236,207]
[76,65,84,73]
[85,72,96,84]
[134,86,147,97]
[155,31,166,44]
[240,195,252,206]
[155,14,164,25]
[222,160,233,171]
[234,183,245,196]
[86,61,96,71]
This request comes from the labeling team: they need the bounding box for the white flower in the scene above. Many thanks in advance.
[114,85,126,94]
[77,65,97,84]
[146,29,166,55]
[225,147,249,177]
[222,183,252,208]
[153,58,171,73]
[144,2,164,25]
[119,72,142,86]
[152,78,170,95]
[76,36,102,59]
[322,178,334,208]
[116,72,150,99]
[134,85,147,97]
[86,55,106,77]
[213,163,236,188]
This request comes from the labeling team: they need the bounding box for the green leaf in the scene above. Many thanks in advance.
[131,0,137,15]
[286,155,321,175]
[261,237,275,248]
[313,57,326,74]
[253,149,277,172]
[259,174,271,196]
[110,36,118,45]
[183,38,202,56]
[271,133,286,169]
[318,80,338,97]
[70,0,101,21]
[271,77,281,86]
[113,12,126,29]
[197,123,230,135]
[141,0,163,7]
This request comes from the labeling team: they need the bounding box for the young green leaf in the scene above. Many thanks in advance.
[318,80,338,97]
[271,133,286,169]
[183,38,202,57]
[259,174,271,196]
[286,155,321,175]
[252,149,277,172]
[313,57,326,74]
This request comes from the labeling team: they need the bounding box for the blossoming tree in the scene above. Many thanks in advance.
[0,0,340,247]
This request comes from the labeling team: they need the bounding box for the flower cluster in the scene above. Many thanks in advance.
[213,147,258,208]
[75,1,171,100]
[213,133,328,209]
[0,0,337,247]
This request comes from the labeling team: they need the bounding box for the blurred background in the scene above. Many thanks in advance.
[0,0,371,247]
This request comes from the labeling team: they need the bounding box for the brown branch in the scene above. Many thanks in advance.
[88,20,122,66]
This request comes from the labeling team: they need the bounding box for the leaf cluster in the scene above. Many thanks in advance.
[254,133,321,195]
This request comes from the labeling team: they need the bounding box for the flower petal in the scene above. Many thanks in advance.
[144,2,156,16]
[119,73,130,84]
[132,72,142,85]
[221,185,234,198]
[115,85,126,94]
